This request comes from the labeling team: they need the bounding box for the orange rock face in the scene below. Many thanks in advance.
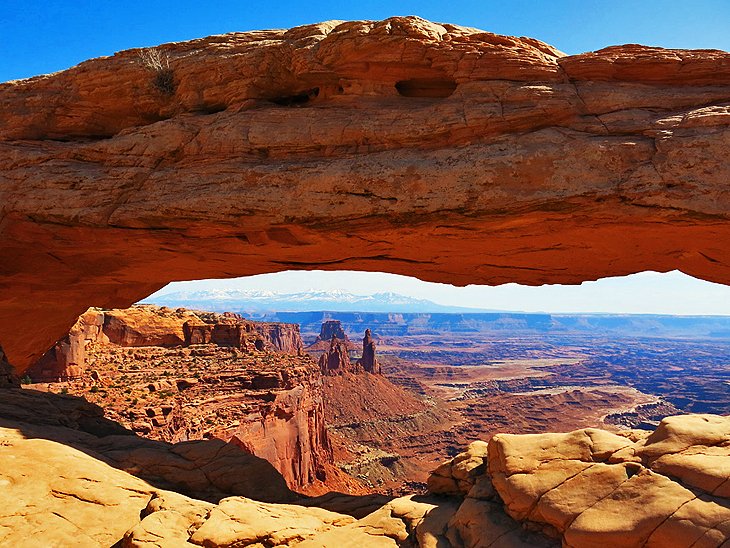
[318,336,357,375]
[26,305,335,493]
[27,305,304,380]
[357,329,381,374]
[428,415,730,547]
[2,16,730,371]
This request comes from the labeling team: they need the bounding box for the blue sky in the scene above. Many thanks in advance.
[2,1,729,81]
[5,2,730,314]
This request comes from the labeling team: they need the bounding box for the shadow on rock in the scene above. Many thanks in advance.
[0,387,295,503]
[0,387,401,517]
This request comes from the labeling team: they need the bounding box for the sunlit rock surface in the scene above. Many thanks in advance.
[2,16,730,371]
[24,305,338,494]
[2,378,729,546]
[429,414,730,547]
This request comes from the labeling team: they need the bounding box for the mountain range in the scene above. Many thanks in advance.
[144,289,492,313]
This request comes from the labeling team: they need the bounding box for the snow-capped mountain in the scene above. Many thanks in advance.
[143,289,490,313]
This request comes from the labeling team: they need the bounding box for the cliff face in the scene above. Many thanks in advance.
[2,17,730,372]
[254,322,304,354]
[318,336,358,375]
[24,305,331,493]
[227,368,331,488]
[28,305,304,380]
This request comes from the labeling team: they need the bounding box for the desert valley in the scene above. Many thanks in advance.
[7,298,730,547]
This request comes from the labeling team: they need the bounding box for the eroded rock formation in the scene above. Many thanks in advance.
[23,305,332,493]
[28,305,303,380]
[2,17,730,372]
[357,328,382,374]
[318,320,348,342]
[308,320,356,351]
[318,336,358,375]
[0,395,551,548]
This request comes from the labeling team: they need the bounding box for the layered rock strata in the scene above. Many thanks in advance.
[3,17,730,372]
[0,345,17,386]
[357,328,382,374]
[23,305,332,493]
[318,335,359,375]
[0,405,549,547]
[28,305,303,380]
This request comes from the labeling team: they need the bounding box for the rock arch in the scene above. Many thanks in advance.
[1,16,730,372]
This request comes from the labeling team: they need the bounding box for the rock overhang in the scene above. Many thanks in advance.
[1,16,730,371]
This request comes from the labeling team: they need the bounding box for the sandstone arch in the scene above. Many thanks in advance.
[1,16,730,372]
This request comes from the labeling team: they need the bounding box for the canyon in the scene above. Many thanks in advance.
[22,304,455,496]
[23,305,365,495]
[3,383,730,546]
[1,14,730,548]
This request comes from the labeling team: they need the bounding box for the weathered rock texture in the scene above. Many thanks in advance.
[28,305,303,380]
[23,305,335,493]
[308,320,357,351]
[318,336,358,375]
[4,383,730,545]
[428,414,730,547]
[357,328,382,374]
[2,17,730,372]
[0,408,551,547]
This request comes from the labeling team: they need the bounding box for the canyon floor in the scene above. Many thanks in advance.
[313,327,730,494]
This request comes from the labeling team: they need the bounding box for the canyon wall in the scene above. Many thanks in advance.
[24,305,325,491]
[1,17,730,372]
[254,322,304,354]
[28,305,304,380]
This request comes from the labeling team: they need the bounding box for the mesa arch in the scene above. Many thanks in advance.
[1,16,730,373]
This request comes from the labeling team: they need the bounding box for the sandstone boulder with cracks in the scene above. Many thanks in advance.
[426,414,730,547]
[4,401,730,546]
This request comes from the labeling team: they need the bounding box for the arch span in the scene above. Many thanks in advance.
[1,17,730,371]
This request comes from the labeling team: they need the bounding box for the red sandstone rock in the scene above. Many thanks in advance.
[21,304,330,492]
[318,336,358,375]
[28,305,304,380]
[0,345,16,386]
[28,309,106,381]
[357,329,381,374]
[254,322,304,354]
[308,320,356,352]
[1,16,730,376]
[104,307,200,347]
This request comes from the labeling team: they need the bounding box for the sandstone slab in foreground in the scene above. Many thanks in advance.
[429,414,730,547]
